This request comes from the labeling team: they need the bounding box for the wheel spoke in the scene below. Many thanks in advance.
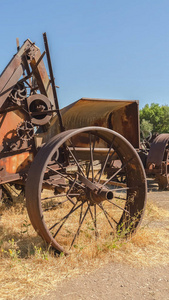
[98,179,127,188]
[101,157,134,188]
[50,200,81,232]
[67,174,78,195]
[41,193,80,201]
[98,203,116,230]
[52,201,86,238]
[66,194,76,204]
[98,141,114,183]
[44,198,68,211]
[67,142,85,176]
[99,203,119,224]
[79,201,84,225]
[107,199,130,215]
[46,165,85,190]
[47,165,68,178]
[87,133,96,181]
[66,175,79,204]
[115,196,127,200]
[69,204,90,249]
[94,204,97,238]
[111,187,129,191]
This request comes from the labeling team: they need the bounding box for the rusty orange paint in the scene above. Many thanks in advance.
[0,110,34,174]
[0,152,34,174]
[0,110,27,146]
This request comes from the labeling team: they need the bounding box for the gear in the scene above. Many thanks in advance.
[17,121,34,141]
[10,82,27,104]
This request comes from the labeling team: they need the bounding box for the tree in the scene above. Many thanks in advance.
[140,103,169,134]
[140,119,153,139]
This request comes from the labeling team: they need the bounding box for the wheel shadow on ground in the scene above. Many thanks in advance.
[0,224,49,258]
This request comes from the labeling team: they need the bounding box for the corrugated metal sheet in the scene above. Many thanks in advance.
[40,98,140,148]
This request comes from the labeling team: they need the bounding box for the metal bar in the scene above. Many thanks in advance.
[0,174,21,184]
[68,147,115,153]
[43,32,64,132]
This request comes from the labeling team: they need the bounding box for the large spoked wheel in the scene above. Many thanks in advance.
[26,127,147,254]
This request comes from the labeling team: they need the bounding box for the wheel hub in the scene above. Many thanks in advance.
[78,173,114,204]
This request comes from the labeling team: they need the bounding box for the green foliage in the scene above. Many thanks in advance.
[21,219,31,236]
[140,103,169,134]
[140,119,153,139]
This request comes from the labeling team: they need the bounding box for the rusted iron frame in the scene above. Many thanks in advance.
[0,173,22,184]
[0,105,27,114]
[0,77,29,98]
[30,109,59,116]
[0,52,59,121]
[0,51,45,100]
[0,146,33,159]
[0,38,58,189]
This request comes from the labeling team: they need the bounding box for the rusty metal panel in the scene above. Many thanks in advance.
[41,98,140,148]
[0,55,21,91]
[30,49,55,107]
[0,152,33,174]
[0,39,36,105]
[0,55,23,107]
[0,110,28,149]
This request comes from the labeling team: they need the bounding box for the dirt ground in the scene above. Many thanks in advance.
[33,181,169,300]
[35,264,169,300]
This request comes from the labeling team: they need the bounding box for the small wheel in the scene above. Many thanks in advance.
[26,127,147,254]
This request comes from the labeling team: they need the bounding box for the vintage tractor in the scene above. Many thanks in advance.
[0,33,148,254]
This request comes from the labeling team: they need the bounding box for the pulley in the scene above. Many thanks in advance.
[27,94,52,126]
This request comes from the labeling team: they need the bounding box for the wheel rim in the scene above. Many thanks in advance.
[26,127,147,253]
[157,147,169,190]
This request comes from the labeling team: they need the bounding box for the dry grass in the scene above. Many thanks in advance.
[0,196,169,299]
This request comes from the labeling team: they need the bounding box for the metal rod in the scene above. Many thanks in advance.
[43,32,64,132]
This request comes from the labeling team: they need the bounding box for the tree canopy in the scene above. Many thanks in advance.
[140,103,169,135]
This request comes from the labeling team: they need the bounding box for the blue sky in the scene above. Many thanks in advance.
[0,0,169,109]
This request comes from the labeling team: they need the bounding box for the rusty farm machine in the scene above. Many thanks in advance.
[0,33,168,254]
